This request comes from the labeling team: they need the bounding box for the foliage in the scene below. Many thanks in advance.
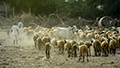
[103,0,120,18]
[0,0,120,19]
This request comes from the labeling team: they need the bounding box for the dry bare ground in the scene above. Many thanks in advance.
[0,13,120,68]
[0,28,120,68]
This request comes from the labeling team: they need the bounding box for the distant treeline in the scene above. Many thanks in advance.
[0,0,120,19]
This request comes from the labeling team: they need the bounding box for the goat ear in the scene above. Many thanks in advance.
[113,37,116,40]
[91,40,93,43]
[90,43,92,46]
[117,31,119,33]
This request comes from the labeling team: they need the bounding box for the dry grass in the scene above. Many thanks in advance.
[0,13,95,29]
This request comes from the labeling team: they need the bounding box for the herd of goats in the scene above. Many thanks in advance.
[20,24,120,62]
[6,23,120,62]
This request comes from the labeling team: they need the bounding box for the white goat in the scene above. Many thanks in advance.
[53,26,78,40]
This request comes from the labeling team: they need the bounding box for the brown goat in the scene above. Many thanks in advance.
[78,41,84,46]
[78,45,89,62]
[92,40,101,56]
[33,34,39,47]
[84,41,91,56]
[72,44,78,57]
[71,40,77,46]
[109,39,117,55]
[45,42,51,59]
[117,36,120,49]
[42,37,50,44]
[65,40,78,57]
[101,40,109,56]
[37,37,42,50]
[57,40,65,54]
[65,41,72,57]
[41,37,50,48]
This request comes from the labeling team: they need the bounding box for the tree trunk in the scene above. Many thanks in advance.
[5,5,7,18]
[13,7,15,18]
[29,6,31,14]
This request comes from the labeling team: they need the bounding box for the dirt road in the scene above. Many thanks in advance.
[0,29,120,68]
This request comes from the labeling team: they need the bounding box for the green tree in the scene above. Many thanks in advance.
[1,0,120,19]
[103,0,120,18]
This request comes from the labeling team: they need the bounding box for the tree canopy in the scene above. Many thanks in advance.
[0,0,120,19]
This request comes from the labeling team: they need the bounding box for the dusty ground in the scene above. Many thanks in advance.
[0,29,120,68]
